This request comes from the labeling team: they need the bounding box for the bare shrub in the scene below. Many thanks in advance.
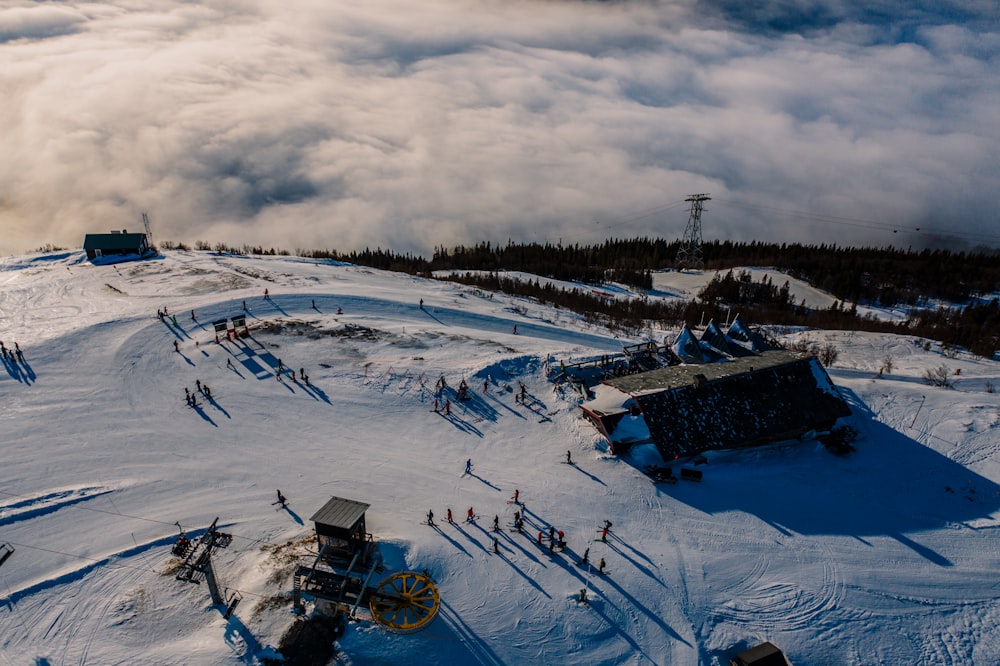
[819,343,839,367]
[923,365,952,388]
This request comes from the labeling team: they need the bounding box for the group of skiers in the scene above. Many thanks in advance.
[0,341,24,363]
[184,380,212,406]
[425,460,614,577]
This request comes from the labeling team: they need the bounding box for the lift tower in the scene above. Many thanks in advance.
[675,194,710,271]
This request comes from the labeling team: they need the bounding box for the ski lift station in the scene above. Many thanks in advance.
[293,496,441,634]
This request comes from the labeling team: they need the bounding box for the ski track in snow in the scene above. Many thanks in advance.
[2,251,1000,664]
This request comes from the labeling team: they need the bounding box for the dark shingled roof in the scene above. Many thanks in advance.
[605,351,850,458]
[606,349,804,394]
[309,496,370,530]
[731,641,791,666]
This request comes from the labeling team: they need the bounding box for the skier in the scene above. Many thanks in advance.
[172,314,178,326]
[227,358,234,369]
[174,340,179,352]
[311,299,316,309]
[483,380,488,393]
[512,325,517,335]
[580,547,590,566]
[196,379,201,392]
[337,306,343,315]
[537,531,543,545]
[566,450,573,464]
[204,385,211,398]
[444,399,451,415]
[274,490,287,507]
[512,489,519,504]
[492,538,499,554]
[243,300,247,311]
[427,509,435,526]
[433,398,439,412]
[447,508,453,524]
[466,507,475,523]
[419,299,423,309]
[493,515,500,532]
[598,557,606,574]
[465,458,472,474]
[264,288,269,298]
[191,310,196,321]
[600,527,608,543]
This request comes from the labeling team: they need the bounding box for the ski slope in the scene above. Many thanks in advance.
[1,250,999,665]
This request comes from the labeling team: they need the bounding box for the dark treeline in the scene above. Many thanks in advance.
[298,238,999,307]
[199,237,1000,357]
[700,240,1000,307]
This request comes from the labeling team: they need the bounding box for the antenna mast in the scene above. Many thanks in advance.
[675,194,710,271]
[141,212,154,252]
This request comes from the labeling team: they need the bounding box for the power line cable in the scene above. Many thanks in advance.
[713,198,1000,244]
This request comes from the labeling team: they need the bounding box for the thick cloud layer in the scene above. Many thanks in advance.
[1,0,997,255]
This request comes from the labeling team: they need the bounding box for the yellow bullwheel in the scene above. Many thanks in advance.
[368,571,440,633]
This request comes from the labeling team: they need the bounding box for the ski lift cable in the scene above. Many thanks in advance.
[0,488,277,548]
[0,538,272,602]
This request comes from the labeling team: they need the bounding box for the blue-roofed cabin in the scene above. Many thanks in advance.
[83,230,150,261]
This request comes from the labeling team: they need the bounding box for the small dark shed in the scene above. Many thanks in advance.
[83,230,149,260]
[729,641,791,666]
[309,496,371,563]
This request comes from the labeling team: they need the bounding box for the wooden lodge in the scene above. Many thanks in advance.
[581,347,851,458]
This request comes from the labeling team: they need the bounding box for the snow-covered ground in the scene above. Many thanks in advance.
[2,250,1000,665]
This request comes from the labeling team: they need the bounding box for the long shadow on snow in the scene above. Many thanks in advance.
[568,463,607,487]
[0,488,115,527]
[582,596,657,663]
[281,505,304,526]
[457,392,502,423]
[205,395,231,419]
[593,569,692,646]
[2,357,28,384]
[222,610,271,664]
[556,545,691,650]
[470,522,551,599]
[2,532,190,605]
[441,412,484,437]
[191,402,218,426]
[465,472,503,492]
[659,388,1000,566]
[437,599,507,666]
[430,523,473,558]
[602,538,665,588]
[498,528,545,566]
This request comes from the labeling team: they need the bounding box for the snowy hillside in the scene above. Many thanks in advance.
[1,250,999,665]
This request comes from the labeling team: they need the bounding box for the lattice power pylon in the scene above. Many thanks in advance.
[675,194,710,271]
